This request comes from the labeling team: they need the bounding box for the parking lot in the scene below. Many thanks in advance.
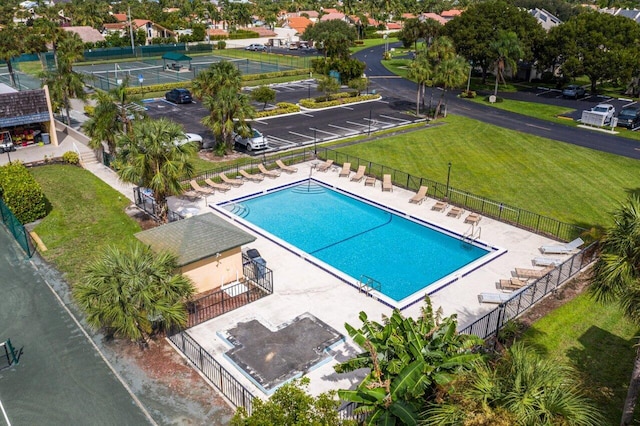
[145,81,422,154]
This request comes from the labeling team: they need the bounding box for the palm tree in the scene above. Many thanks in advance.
[73,243,195,347]
[423,342,603,425]
[590,193,640,425]
[191,60,242,99]
[433,56,470,118]
[335,298,482,425]
[407,53,433,116]
[490,30,523,97]
[202,86,254,155]
[116,118,198,221]
[0,23,45,88]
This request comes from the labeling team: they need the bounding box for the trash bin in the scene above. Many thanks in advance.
[41,133,50,144]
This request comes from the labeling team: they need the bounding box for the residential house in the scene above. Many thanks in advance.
[102,19,176,44]
[421,12,447,25]
[601,7,640,23]
[62,26,105,43]
[529,8,562,31]
[283,16,313,35]
[440,9,463,22]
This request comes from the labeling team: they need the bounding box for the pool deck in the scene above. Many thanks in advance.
[168,161,562,398]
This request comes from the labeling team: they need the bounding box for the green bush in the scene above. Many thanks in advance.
[0,162,47,223]
[228,30,259,40]
[254,102,300,118]
[300,94,378,109]
[311,57,365,83]
[62,151,80,165]
[217,40,226,49]
[83,105,95,117]
[460,90,477,99]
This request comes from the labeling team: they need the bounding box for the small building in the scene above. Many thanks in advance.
[0,86,58,148]
[284,16,313,35]
[135,213,256,295]
[62,26,106,44]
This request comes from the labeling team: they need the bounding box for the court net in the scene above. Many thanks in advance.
[0,339,21,371]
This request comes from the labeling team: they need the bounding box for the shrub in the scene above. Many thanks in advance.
[228,30,259,40]
[311,57,365,83]
[84,105,95,117]
[254,102,300,118]
[62,151,80,165]
[217,40,226,50]
[460,90,477,99]
[299,94,378,109]
[0,162,47,223]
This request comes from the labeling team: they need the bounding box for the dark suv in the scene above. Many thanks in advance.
[617,105,640,129]
[165,88,192,104]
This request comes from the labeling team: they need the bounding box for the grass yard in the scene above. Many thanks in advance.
[468,97,577,126]
[381,58,410,79]
[350,38,399,54]
[522,293,639,424]
[30,165,140,286]
[336,114,640,228]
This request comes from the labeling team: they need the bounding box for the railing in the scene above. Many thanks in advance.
[168,331,255,414]
[0,197,34,257]
[315,147,586,242]
[458,243,597,339]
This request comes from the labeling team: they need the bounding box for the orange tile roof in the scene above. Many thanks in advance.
[441,9,463,17]
[322,8,339,13]
[386,22,402,30]
[112,13,127,22]
[287,16,312,34]
[423,13,447,25]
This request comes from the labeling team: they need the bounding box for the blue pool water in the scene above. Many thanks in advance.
[223,182,490,303]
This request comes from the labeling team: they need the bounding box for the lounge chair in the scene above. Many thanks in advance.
[339,162,352,178]
[189,179,214,195]
[497,278,529,291]
[478,292,516,304]
[382,174,393,192]
[464,213,481,225]
[350,165,366,182]
[317,159,334,172]
[364,176,376,187]
[515,266,555,279]
[409,186,428,204]
[431,201,448,212]
[447,206,464,218]
[539,237,584,254]
[219,172,243,187]
[204,178,230,193]
[276,159,297,174]
[258,163,280,178]
[533,256,564,267]
[239,169,264,182]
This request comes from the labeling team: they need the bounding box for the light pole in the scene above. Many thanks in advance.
[6,149,12,165]
[445,162,451,201]
[368,109,372,136]
[313,128,317,155]
[308,82,311,100]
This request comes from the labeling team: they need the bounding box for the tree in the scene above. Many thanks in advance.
[490,30,523,97]
[589,194,640,425]
[0,23,45,88]
[231,377,357,425]
[399,18,441,50]
[407,53,433,116]
[73,243,195,346]
[317,76,340,99]
[541,12,640,94]
[424,342,604,425]
[302,20,356,59]
[251,85,276,110]
[116,118,197,221]
[202,86,254,155]
[348,77,369,96]
[443,1,545,84]
[192,60,242,99]
[335,298,482,425]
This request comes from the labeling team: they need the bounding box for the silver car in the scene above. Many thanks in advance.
[234,129,268,151]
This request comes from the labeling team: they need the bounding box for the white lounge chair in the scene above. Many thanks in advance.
[533,257,564,267]
[317,159,333,172]
[539,237,584,254]
[276,159,297,174]
[478,292,516,304]
[258,163,280,178]
[409,186,428,204]
[239,169,264,182]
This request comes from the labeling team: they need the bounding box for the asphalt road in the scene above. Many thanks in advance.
[353,44,640,160]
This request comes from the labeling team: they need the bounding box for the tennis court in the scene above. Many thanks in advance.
[0,70,41,91]
[76,54,295,91]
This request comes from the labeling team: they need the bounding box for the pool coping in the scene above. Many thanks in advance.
[211,178,506,311]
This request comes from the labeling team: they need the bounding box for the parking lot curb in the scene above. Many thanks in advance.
[298,96,383,112]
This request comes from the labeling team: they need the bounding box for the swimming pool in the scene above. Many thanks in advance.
[218,180,501,309]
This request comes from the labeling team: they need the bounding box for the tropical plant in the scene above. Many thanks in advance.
[302,20,357,59]
[433,56,469,118]
[74,243,195,347]
[423,342,604,426]
[191,60,243,99]
[407,53,433,116]
[589,193,640,425]
[201,86,254,155]
[231,377,357,425]
[348,77,369,96]
[490,30,523,97]
[0,22,45,88]
[317,76,341,99]
[335,298,482,425]
[115,118,197,221]
[251,85,276,110]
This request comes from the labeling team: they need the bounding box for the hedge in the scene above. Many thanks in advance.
[0,162,47,224]
[229,30,259,40]
[299,94,379,109]
[254,102,300,118]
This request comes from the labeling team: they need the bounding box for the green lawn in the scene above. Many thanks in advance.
[350,38,399,54]
[381,58,410,79]
[31,165,140,286]
[336,114,640,227]
[468,97,578,126]
[522,293,639,424]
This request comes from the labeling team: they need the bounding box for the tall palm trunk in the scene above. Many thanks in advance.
[6,60,17,88]
[621,345,640,425]
[416,82,421,116]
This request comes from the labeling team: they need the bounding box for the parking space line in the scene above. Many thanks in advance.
[376,100,390,104]
[0,400,11,426]
[340,106,354,110]
[364,117,393,126]
[301,113,314,117]
[310,128,340,137]
[266,135,291,143]
[380,114,410,123]
[328,124,359,134]
[289,131,315,140]
[346,121,369,128]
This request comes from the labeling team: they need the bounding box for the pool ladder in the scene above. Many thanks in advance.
[462,225,481,245]
[358,275,381,298]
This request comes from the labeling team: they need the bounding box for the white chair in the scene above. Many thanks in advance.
[478,292,516,304]
[539,237,584,254]
[533,257,564,267]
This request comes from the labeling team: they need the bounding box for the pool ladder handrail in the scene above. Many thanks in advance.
[462,225,481,244]
[358,275,381,297]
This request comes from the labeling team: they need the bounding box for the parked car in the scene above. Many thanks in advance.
[590,103,616,124]
[245,43,267,51]
[617,105,640,129]
[174,133,203,147]
[0,131,15,154]
[562,84,586,99]
[234,129,268,151]
[288,42,299,50]
[165,88,192,104]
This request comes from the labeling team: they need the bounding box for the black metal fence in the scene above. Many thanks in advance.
[168,331,256,414]
[186,254,274,328]
[315,147,585,242]
[458,243,597,339]
[0,198,34,257]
